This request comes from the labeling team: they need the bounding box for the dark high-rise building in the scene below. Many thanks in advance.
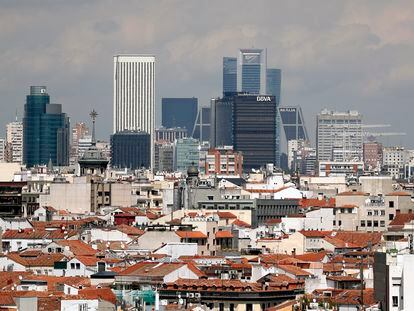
[162,98,198,133]
[233,95,277,170]
[192,106,211,142]
[210,96,233,148]
[111,130,150,169]
[223,57,237,96]
[23,86,70,167]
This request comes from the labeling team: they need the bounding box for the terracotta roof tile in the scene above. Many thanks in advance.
[387,191,412,196]
[300,197,336,208]
[215,230,233,238]
[116,224,145,236]
[176,231,207,239]
[389,213,414,227]
[216,212,237,219]
[277,265,312,277]
[231,219,251,228]
[56,240,98,256]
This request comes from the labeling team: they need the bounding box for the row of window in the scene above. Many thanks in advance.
[360,220,386,227]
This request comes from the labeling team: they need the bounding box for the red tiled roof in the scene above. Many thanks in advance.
[118,207,146,216]
[186,262,206,278]
[389,213,414,227]
[116,224,145,236]
[2,228,78,240]
[56,240,98,256]
[253,254,292,264]
[216,212,237,219]
[231,219,251,228]
[6,253,66,267]
[176,231,207,239]
[294,251,329,262]
[72,256,99,266]
[215,230,233,238]
[299,230,332,238]
[277,265,312,277]
[300,197,336,208]
[387,191,412,196]
[331,231,382,248]
[78,288,117,305]
[265,218,282,225]
[0,292,15,307]
[327,275,360,282]
[324,236,359,249]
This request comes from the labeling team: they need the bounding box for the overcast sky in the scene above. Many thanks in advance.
[1,0,413,147]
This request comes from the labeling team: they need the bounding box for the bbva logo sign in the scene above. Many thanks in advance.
[256,96,272,102]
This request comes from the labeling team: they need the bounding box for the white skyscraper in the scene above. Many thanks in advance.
[6,121,23,163]
[113,55,155,167]
[316,109,363,162]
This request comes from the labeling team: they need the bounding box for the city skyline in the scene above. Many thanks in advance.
[0,1,413,149]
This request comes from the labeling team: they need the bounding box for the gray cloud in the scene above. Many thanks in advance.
[0,0,414,148]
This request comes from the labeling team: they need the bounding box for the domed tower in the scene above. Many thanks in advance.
[186,162,199,187]
[78,110,109,176]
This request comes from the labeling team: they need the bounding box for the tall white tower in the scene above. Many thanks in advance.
[113,55,155,168]
[6,121,23,163]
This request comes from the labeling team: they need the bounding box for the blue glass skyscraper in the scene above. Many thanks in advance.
[23,86,70,167]
[237,49,267,94]
[266,69,281,105]
[266,68,282,166]
[162,98,198,133]
[223,57,237,96]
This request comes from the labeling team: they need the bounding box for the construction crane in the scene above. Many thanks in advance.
[364,132,407,142]
[362,124,391,128]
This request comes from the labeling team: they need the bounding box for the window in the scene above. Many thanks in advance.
[392,296,398,307]
[338,220,342,226]
[374,210,379,216]
[360,220,366,227]
[79,303,88,311]
[374,221,378,227]
[76,263,81,270]
[389,201,394,208]
[333,220,336,226]
[389,214,394,220]
[367,220,372,227]
[70,263,75,269]
[380,221,385,227]
[380,210,385,216]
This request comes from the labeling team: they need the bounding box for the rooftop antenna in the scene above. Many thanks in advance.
[90,109,98,146]
[15,109,18,122]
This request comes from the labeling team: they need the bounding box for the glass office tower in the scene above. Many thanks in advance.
[266,68,282,166]
[111,130,151,169]
[23,86,70,167]
[233,94,277,170]
[223,57,237,96]
[162,97,198,133]
[237,49,267,94]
